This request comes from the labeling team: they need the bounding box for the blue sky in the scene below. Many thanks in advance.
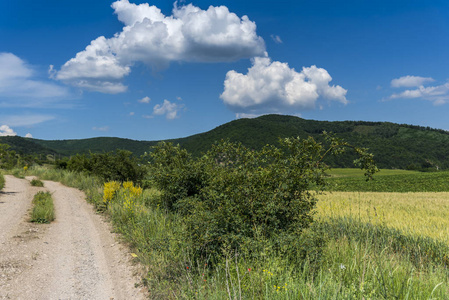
[1,0,449,140]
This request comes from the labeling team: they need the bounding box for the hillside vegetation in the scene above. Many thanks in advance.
[2,114,449,169]
[23,141,449,299]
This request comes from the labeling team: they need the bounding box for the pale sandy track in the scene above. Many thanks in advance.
[0,175,147,300]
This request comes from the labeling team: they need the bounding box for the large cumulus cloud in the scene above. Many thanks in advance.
[56,0,265,94]
[220,57,347,115]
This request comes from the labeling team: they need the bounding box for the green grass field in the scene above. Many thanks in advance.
[327,168,419,177]
[326,169,449,192]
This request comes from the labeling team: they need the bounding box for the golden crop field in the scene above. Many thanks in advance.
[315,191,449,244]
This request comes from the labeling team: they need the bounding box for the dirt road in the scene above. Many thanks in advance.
[0,175,147,300]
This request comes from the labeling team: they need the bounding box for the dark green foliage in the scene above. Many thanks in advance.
[55,158,68,169]
[32,137,157,156]
[0,143,19,169]
[0,136,57,157]
[150,136,377,260]
[67,150,146,183]
[327,171,449,192]
[148,142,205,210]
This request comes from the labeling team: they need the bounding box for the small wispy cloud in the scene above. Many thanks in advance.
[389,75,449,105]
[391,75,434,88]
[138,96,151,104]
[92,126,110,132]
[153,99,184,120]
[0,53,70,107]
[0,114,55,127]
[270,34,283,44]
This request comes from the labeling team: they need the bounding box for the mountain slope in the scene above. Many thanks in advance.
[1,115,449,169]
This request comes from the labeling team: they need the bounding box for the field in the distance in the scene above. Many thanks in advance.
[326,168,449,192]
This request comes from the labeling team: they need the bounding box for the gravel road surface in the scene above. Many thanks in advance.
[0,175,147,300]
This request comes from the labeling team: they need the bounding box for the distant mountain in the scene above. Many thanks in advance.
[2,114,449,170]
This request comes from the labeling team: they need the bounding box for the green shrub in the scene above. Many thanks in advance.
[30,178,44,187]
[0,144,19,170]
[30,191,55,223]
[149,142,206,210]
[150,135,377,259]
[67,150,146,183]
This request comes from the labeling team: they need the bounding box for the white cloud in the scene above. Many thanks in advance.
[92,126,110,131]
[236,113,259,119]
[129,112,135,116]
[270,34,283,44]
[220,57,347,115]
[390,82,449,105]
[55,0,265,93]
[0,114,55,127]
[391,75,434,88]
[0,125,17,137]
[25,133,33,138]
[138,96,151,103]
[0,53,69,106]
[153,99,184,119]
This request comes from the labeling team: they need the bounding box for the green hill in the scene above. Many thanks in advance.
[0,136,59,157]
[2,114,449,170]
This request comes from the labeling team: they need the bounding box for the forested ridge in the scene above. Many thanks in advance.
[1,114,448,170]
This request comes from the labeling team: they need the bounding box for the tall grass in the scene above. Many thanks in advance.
[30,191,55,223]
[0,173,4,190]
[25,166,449,299]
[29,166,103,208]
[106,182,449,299]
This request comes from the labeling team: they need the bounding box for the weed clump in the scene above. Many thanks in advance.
[30,191,54,223]
[30,178,44,187]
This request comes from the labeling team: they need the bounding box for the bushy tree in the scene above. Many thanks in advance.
[148,142,206,210]
[0,144,19,169]
[149,135,377,258]
[67,150,146,183]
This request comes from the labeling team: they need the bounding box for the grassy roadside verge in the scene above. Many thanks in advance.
[30,191,55,223]
[0,174,4,190]
[25,166,449,299]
